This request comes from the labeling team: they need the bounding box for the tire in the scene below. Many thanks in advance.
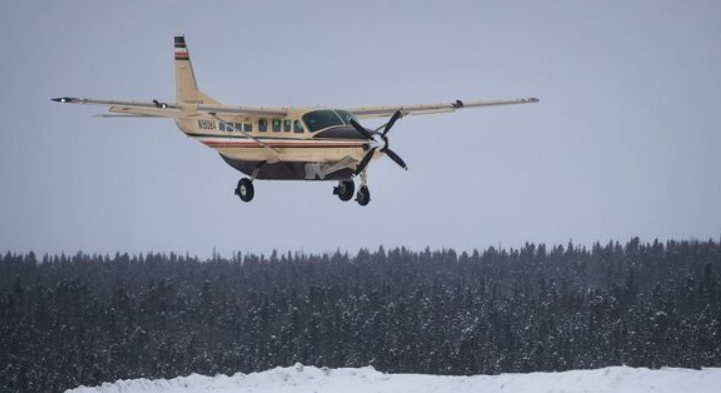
[356,186,370,206]
[235,178,254,202]
[337,180,355,201]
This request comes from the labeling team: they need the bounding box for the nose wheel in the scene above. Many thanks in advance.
[355,170,370,206]
[356,186,370,206]
[235,178,254,202]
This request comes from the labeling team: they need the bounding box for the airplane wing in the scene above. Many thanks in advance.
[51,97,288,118]
[53,96,537,119]
[344,97,539,119]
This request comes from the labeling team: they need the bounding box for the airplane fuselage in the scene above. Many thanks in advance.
[175,108,380,180]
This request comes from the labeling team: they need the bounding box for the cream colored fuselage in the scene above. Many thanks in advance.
[174,111,376,165]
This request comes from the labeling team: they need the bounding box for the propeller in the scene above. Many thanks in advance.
[350,110,407,175]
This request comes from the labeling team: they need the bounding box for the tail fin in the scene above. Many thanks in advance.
[174,36,220,104]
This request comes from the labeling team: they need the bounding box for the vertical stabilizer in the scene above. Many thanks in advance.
[174,36,219,104]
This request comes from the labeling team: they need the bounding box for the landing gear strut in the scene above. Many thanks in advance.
[333,180,355,201]
[355,170,371,206]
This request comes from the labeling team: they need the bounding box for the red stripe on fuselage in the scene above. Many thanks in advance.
[202,141,364,149]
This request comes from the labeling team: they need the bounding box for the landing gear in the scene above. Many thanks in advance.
[333,180,355,201]
[235,162,264,203]
[235,178,254,202]
[355,170,371,206]
[356,186,371,206]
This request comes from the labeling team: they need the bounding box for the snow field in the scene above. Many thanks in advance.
[66,365,721,393]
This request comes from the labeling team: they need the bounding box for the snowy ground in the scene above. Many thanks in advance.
[66,365,721,393]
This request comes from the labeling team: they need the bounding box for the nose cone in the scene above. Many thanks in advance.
[313,126,375,140]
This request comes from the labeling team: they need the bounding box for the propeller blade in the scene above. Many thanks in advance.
[349,118,373,139]
[354,148,376,175]
[382,110,403,136]
[382,147,408,171]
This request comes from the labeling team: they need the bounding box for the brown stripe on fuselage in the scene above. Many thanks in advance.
[201,141,364,149]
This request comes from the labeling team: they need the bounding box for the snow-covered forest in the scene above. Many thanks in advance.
[1,238,720,393]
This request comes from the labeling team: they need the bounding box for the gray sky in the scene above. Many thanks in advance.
[1,1,720,258]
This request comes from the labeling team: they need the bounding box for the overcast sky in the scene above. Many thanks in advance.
[1,1,720,258]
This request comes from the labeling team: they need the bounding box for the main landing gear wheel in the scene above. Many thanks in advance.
[235,178,254,202]
[356,186,370,206]
[334,180,355,201]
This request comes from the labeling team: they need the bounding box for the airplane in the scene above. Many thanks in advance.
[53,36,538,206]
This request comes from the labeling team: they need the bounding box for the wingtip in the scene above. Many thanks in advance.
[518,97,539,104]
[51,97,75,103]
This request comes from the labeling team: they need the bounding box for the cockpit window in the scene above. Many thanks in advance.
[302,110,343,132]
[303,111,343,132]
[301,110,360,132]
[335,110,357,124]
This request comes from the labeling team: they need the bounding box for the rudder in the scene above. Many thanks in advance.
[174,36,219,104]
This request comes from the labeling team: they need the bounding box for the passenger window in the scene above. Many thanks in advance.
[219,122,226,131]
[234,123,243,132]
[294,120,304,133]
[284,119,292,132]
[258,118,267,132]
[244,123,252,132]
[272,118,281,132]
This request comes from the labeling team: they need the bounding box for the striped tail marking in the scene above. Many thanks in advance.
[174,36,189,61]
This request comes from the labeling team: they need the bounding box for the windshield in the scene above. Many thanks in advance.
[335,110,357,124]
[302,110,357,132]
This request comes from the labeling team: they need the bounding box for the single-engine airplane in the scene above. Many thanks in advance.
[53,36,538,206]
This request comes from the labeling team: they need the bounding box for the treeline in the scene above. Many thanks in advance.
[1,238,720,393]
